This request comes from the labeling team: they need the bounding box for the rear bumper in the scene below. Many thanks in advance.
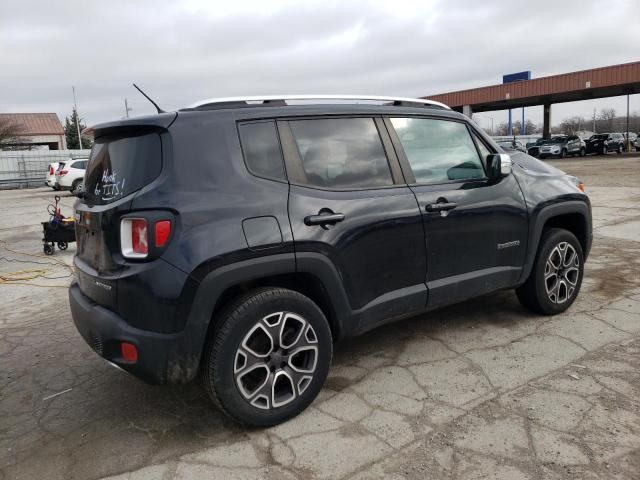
[69,282,199,384]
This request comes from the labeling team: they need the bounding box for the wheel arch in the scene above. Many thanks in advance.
[173,253,351,383]
[519,200,592,284]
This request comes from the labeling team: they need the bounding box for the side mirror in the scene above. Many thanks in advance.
[486,153,512,180]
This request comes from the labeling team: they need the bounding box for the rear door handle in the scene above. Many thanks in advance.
[304,213,345,226]
[425,202,457,212]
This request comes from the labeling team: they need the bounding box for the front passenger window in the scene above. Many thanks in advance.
[390,118,485,183]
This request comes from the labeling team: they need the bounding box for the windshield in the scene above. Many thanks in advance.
[589,134,608,140]
[549,137,566,143]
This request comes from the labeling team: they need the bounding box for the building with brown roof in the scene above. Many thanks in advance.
[0,113,67,150]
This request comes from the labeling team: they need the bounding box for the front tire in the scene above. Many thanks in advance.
[202,287,332,427]
[516,228,584,315]
[560,149,567,158]
[579,147,586,157]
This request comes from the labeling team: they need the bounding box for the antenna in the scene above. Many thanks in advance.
[132,83,165,113]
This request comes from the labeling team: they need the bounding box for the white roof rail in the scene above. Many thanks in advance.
[187,94,450,110]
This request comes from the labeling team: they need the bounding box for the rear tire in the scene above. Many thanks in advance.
[601,145,608,155]
[516,228,584,315]
[560,149,567,158]
[202,287,332,427]
[617,145,623,154]
[579,147,586,157]
[71,179,84,195]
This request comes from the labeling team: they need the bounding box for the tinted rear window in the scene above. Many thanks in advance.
[84,133,162,205]
[289,118,393,189]
[238,121,286,180]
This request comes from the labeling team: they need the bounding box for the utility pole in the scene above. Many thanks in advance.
[124,98,132,118]
[72,86,83,149]
[593,108,596,134]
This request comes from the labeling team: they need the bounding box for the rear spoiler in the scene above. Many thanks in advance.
[83,112,177,140]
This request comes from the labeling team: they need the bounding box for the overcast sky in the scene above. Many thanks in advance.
[2,0,639,130]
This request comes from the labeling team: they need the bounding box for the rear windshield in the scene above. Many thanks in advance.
[84,132,162,205]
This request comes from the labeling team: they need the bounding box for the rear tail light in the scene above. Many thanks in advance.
[120,217,172,259]
[120,218,148,258]
[59,170,69,176]
[120,342,138,363]
[154,220,171,247]
[49,166,54,175]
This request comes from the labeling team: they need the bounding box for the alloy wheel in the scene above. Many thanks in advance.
[544,241,580,304]
[234,312,318,410]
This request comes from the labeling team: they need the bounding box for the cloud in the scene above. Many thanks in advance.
[1,0,638,125]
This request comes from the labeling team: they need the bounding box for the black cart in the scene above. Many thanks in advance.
[42,220,76,255]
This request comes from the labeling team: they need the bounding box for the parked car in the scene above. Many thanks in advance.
[45,162,59,189]
[585,133,624,155]
[496,139,527,153]
[69,95,592,427]
[55,158,88,195]
[635,133,640,152]
[538,135,586,158]
[526,138,545,157]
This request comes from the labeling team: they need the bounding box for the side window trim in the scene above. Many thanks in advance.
[237,120,288,183]
[382,116,416,184]
[467,125,495,171]
[373,117,405,185]
[279,116,401,192]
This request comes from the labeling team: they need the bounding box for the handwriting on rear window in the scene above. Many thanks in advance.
[94,169,126,201]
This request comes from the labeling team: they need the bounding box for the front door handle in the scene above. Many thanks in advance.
[425,202,457,212]
[304,212,345,226]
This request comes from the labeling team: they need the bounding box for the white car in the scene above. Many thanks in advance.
[45,162,59,189]
[55,158,88,195]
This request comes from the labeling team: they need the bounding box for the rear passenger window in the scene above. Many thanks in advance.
[238,121,286,180]
[289,118,393,189]
[390,118,485,183]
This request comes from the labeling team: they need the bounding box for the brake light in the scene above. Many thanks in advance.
[120,218,148,259]
[155,220,171,247]
[59,170,69,176]
[120,342,138,362]
[49,166,54,175]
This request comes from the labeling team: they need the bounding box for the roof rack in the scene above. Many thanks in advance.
[186,95,450,110]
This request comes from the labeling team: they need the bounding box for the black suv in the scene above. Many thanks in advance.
[585,133,625,155]
[70,96,592,427]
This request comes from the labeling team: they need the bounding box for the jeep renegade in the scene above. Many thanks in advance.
[70,95,592,427]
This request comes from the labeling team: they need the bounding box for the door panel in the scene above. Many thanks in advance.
[385,116,528,309]
[289,186,426,317]
[280,116,427,333]
[411,176,528,308]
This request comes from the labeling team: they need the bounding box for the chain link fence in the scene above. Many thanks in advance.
[0,150,91,189]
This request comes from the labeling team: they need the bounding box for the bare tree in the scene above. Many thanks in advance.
[559,116,586,135]
[0,117,28,149]
[598,108,616,132]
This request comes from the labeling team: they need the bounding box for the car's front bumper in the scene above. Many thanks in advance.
[69,282,199,384]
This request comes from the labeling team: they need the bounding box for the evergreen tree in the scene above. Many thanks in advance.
[64,108,92,149]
